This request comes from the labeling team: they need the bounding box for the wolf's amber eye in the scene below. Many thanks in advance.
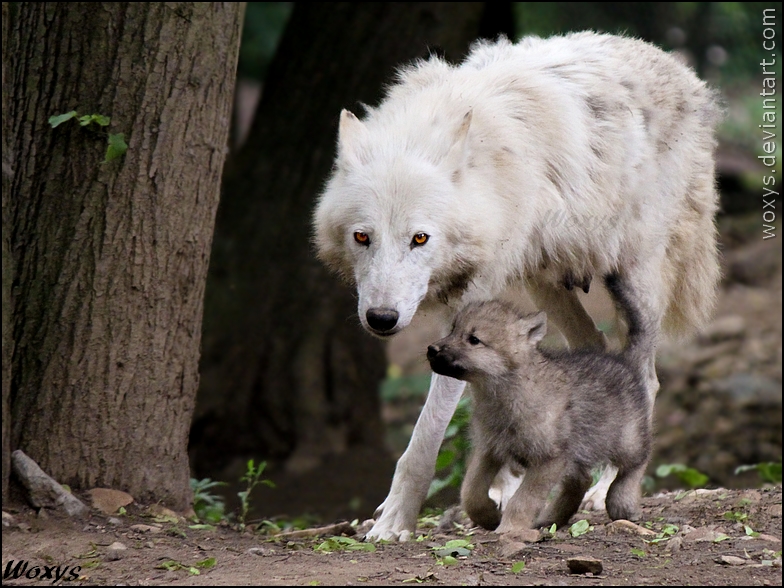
[354,231,370,245]
[412,232,429,246]
[468,334,481,345]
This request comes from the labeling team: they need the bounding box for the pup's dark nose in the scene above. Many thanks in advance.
[366,308,399,332]
[427,344,440,360]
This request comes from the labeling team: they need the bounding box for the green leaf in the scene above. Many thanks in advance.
[744,525,760,537]
[569,519,592,537]
[631,547,646,558]
[49,111,78,127]
[93,114,111,126]
[713,533,731,543]
[511,561,526,573]
[438,555,458,566]
[78,115,94,126]
[189,524,216,531]
[104,133,128,162]
[548,523,557,536]
[196,557,216,568]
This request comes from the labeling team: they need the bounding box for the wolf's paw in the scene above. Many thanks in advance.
[362,500,416,542]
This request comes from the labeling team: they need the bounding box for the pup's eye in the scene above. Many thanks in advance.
[468,334,481,345]
[354,231,370,246]
[411,232,429,246]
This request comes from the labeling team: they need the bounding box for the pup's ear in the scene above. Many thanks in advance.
[337,109,367,167]
[522,311,547,344]
[443,110,472,178]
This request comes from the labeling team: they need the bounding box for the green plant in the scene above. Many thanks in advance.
[735,462,782,485]
[430,538,474,566]
[655,463,709,489]
[49,110,128,163]
[314,536,375,553]
[428,396,472,499]
[190,478,227,524]
[237,459,275,529]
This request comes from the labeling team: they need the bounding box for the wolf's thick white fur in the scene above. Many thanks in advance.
[314,32,721,541]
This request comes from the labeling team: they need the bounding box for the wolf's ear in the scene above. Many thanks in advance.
[444,110,472,178]
[337,109,367,168]
[523,311,547,344]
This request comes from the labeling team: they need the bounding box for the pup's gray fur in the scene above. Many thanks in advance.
[427,274,652,533]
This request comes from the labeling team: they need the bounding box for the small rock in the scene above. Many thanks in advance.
[2,511,14,527]
[667,536,683,553]
[682,527,728,543]
[106,542,127,561]
[754,533,782,543]
[567,556,603,575]
[247,547,272,556]
[717,555,746,566]
[147,504,179,520]
[87,488,134,515]
[130,524,163,534]
[606,520,656,536]
[107,517,123,526]
[498,537,528,560]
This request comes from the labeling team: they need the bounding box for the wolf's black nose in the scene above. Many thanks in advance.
[366,308,399,332]
[427,344,440,360]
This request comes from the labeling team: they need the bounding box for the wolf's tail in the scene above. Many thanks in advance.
[603,273,656,367]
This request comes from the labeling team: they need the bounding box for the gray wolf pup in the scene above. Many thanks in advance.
[427,275,653,533]
[313,32,720,541]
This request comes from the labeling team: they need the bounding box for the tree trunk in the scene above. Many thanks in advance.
[193,3,484,482]
[2,1,13,502]
[6,2,243,509]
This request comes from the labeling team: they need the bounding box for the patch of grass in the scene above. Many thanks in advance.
[190,477,227,524]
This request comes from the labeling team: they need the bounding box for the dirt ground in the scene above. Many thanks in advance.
[1,485,781,586]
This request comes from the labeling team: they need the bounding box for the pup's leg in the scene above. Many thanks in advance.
[365,374,466,542]
[497,457,565,535]
[535,463,592,528]
[461,442,504,530]
[525,280,608,351]
[605,462,647,521]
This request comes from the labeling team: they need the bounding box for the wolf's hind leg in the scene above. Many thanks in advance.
[461,446,504,530]
[497,457,565,534]
[606,462,646,521]
[535,464,592,528]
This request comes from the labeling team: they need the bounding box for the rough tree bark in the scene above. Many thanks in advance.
[192,3,486,480]
[2,1,13,501]
[5,2,244,509]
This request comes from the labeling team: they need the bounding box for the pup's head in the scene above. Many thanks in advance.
[313,109,480,338]
[427,301,547,382]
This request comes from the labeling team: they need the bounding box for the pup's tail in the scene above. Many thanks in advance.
[603,273,656,367]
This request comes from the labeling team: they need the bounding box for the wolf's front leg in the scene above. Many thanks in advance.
[365,374,466,542]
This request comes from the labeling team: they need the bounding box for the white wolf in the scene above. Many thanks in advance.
[313,32,721,541]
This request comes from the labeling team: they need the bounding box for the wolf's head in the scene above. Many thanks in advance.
[427,301,547,382]
[313,108,484,337]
